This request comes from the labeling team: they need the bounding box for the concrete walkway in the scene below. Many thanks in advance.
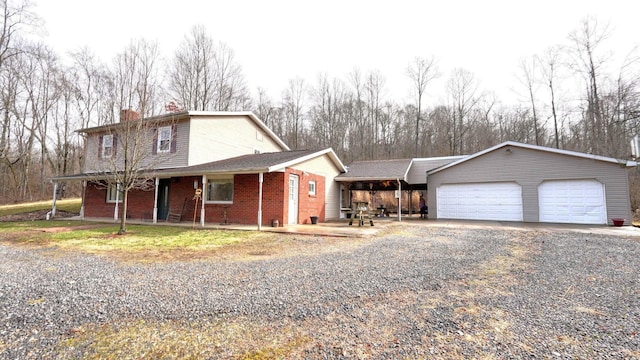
[70,216,640,238]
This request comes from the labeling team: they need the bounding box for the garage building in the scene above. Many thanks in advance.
[426,142,637,226]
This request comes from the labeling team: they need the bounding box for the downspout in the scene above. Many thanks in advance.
[200,175,206,227]
[258,172,263,231]
[152,177,159,223]
[80,180,86,219]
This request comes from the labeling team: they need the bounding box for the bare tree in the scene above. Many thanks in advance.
[538,46,564,148]
[517,56,541,145]
[69,47,112,128]
[365,70,386,158]
[406,56,439,156]
[446,68,482,155]
[281,77,306,149]
[169,25,215,111]
[568,16,611,154]
[85,39,166,234]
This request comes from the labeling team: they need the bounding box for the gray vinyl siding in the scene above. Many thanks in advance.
[83,120,190,173]
[427,146,633,225]
[406,157,466,184]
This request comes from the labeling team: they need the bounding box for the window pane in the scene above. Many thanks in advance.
[103,135,113,158]
[106,183,123,202]
[207,178,233,202]
[158,127,171,152]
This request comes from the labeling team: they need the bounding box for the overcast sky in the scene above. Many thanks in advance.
[36,0,640,105]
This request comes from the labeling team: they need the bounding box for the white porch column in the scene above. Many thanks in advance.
[113,183,120,222]
[200,175,207,227]
[258,172,263,231]
[80,180,86,219]
[397,179,402,222]
[51,182,58,218]
[152,177,159,223]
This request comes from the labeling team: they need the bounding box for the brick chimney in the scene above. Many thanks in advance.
[120,109,140,122]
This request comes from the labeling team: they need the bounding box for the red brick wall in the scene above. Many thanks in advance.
[83,170,326,226]
[285,169,326,224]
[202,173,286,226]
[84,182,155,219]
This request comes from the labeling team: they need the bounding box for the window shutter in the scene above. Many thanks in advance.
[152,128,158,155]
[170,124,177,153]
[98,135,103,159]
[112,135,118,157]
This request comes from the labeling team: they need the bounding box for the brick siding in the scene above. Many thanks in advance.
[83,169,327,226]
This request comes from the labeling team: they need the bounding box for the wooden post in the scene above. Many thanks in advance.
[192,188,201,228]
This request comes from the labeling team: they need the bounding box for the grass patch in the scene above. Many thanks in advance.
[0,198,81,216]
[57,318,310,359]
[0,220,275,261]
[0,220,362,263]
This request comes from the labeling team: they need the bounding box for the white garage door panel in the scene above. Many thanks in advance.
[538,180,606,224]
[437,183,523,221]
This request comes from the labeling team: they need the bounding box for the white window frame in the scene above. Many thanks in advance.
[106,183,123,203]
[205,176,234,204]
[309,180,316,196]
[157,126,172,153]
[102,134,114,158]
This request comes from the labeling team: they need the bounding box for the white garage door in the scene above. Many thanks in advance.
[538,179,606,224]
[437,182,523,221]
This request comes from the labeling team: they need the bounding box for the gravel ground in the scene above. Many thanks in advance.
[1,224,639,359]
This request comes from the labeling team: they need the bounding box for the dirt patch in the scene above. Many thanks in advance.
[0,210,78,222]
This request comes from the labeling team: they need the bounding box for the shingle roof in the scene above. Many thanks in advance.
[159,149,322,174]
[427,141,637,175]
[335,159,413,181]
[52,149,344,180]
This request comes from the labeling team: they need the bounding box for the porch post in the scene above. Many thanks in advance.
[200,175,206,227]
[113,183,119,222]
[397,179,402,222]
[258,172,263,231]
[80,180,86,219]
[51,181,58,218]
[152,177,159,224]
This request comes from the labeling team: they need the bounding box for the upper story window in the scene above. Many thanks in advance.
[101,134,114,158]
[157,126,172,153]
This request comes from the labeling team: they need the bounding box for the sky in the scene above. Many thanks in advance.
[36,0,640,106]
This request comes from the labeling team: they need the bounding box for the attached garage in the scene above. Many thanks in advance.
[426,141,636,225]
[437,182,523,221]
[538,179,606,224]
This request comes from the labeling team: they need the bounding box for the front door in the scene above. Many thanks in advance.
[288,174,299,224]
[157,179,171,220]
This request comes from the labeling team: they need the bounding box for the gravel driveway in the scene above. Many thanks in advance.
[1,224,639,358]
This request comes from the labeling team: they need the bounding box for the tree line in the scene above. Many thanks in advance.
[1,0,639,207]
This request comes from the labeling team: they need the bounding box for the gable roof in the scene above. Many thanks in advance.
[158,148,345,176]
[77,111,290,151]
[335,159,412,182]
[428,141,638,175]
[52,148,345,180]
[406,155,468,184]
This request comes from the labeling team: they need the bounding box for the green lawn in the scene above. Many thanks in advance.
[0,198,82,216]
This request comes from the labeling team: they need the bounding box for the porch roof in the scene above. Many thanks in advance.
[52,148,345,181]
[335,159,412,182]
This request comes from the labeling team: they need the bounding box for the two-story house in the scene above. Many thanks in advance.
[54,111,346,227]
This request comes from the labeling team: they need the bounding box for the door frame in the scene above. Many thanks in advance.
[288,174,299,224]
[157,178,171,221]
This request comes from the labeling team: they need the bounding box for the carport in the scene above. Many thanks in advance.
[335,156,466,221]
